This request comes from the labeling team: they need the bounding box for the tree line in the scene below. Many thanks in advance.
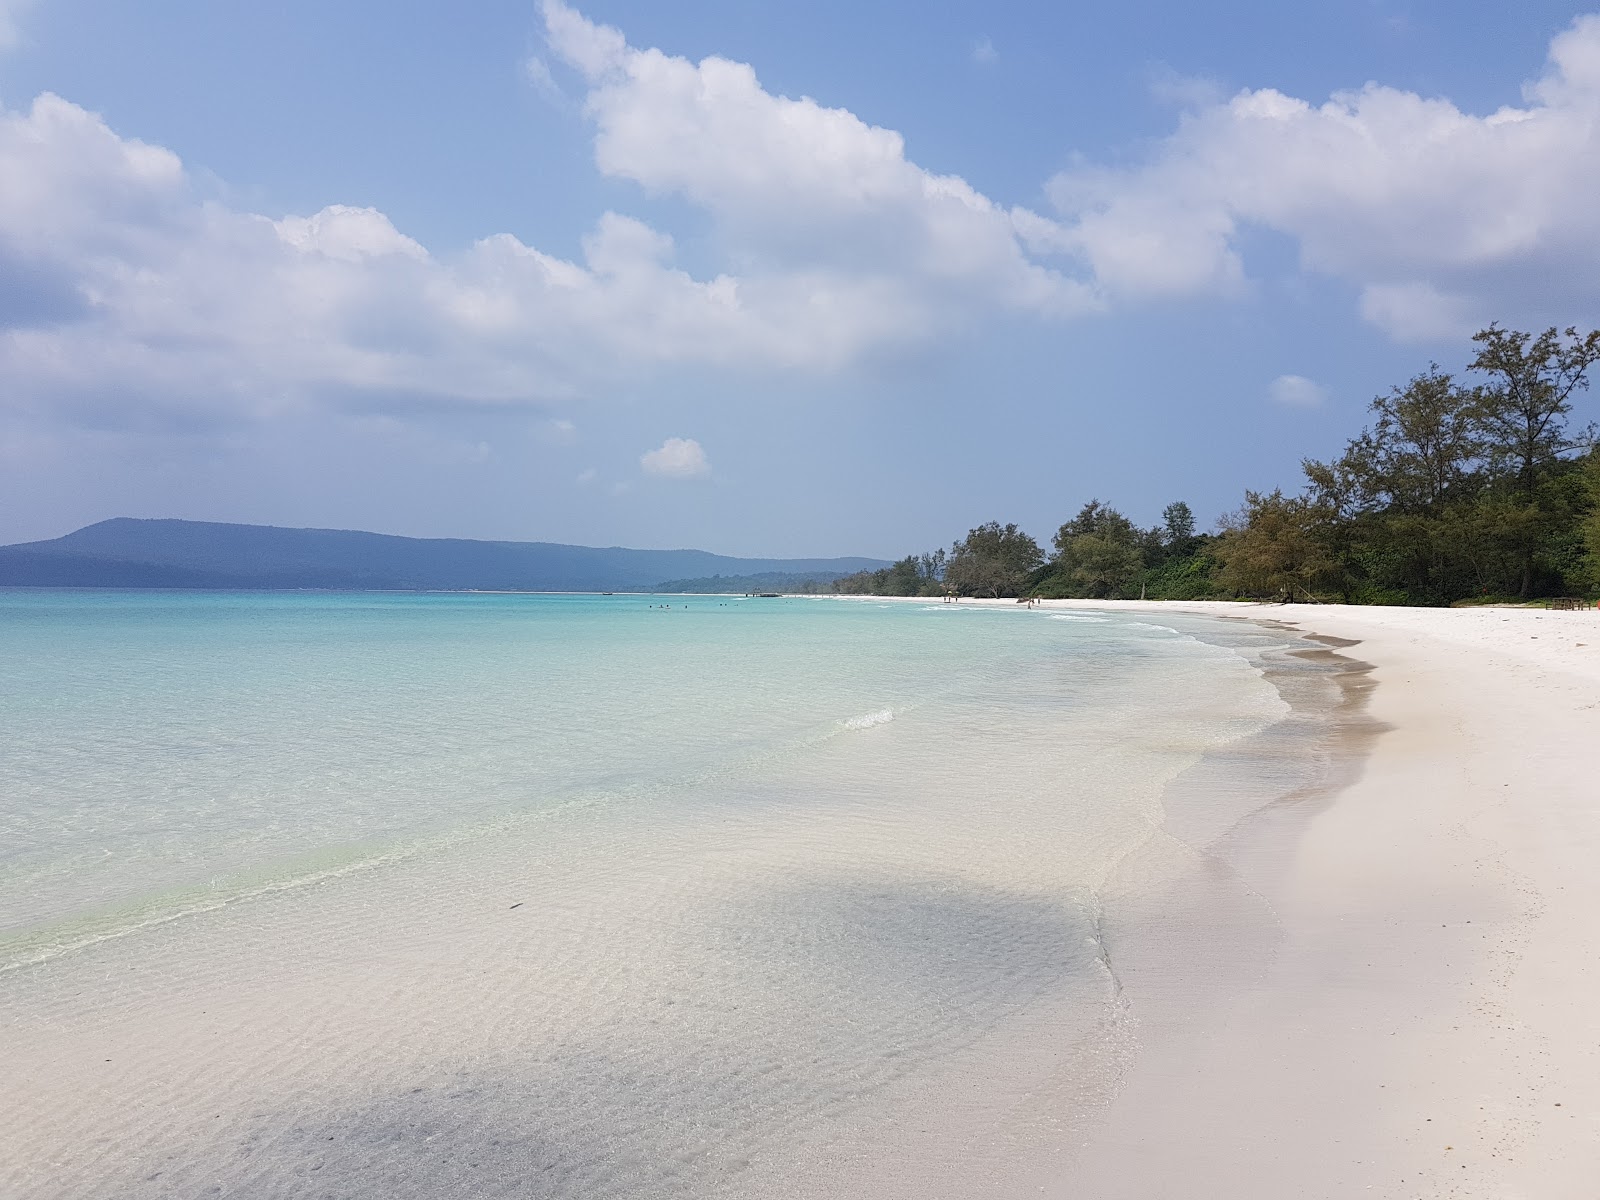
[834,324,1600,604]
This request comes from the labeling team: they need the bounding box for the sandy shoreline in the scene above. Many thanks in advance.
[1033,599,1600,1197]
[6,595,1596,1196]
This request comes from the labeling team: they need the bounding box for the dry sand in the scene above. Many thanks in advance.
[1043,600,1600,1199]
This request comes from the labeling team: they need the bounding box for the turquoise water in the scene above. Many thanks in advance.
[1,590,1306,1198]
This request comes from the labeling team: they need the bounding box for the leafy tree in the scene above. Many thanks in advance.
[1468,325,1600,594]
[1470,325,1600,501]
[1580,450,1600,591]
[1050,500,1145,597]
[1214,489,1340,600]
[1161,501,1197,555]
[1052,499,1132,549]
[1299,368,1491,601]
[833,547,950,596]
[1136,542,1225,599]
[1345,367,1486,515]
[1068,533,1145,597]
[839,320,1600,607]
[946,522,1043,597]
[880,556,923,596]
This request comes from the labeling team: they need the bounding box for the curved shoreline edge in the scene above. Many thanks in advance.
[1045,599,1600,1199]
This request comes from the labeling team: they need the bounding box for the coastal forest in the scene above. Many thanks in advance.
[836,324,1600,605]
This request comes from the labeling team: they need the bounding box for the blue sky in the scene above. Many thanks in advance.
[2,1,1598,556]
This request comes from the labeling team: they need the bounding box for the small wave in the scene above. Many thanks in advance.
[1047,613,1109,623]
[843,708,895,730]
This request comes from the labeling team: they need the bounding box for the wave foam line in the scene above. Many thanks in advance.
[842,708,894,731]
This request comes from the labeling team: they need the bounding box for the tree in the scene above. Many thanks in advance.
[1050,500,1145,598]
[1349,367,1486,515]
[1467,325,1600,593]
[1161,501,1197,554]
[1470,325,1600,502]
[1053,499,1133,550]
[879,556,923,596]
[832,548,949,597]
[945,522,1043,597]
[1214,489,1340,600]
[1297,368,1489,602]
[1583,450,1600,590]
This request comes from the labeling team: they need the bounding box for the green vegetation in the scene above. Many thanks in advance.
[1583,451,1600,591]
[654,571,843,594]
[834,324,1600,604]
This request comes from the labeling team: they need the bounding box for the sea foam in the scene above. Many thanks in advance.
[843,707,895,730]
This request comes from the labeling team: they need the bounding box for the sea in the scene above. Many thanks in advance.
[0,590,1341,1198]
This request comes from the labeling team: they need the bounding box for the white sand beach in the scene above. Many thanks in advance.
[1043,600,1600,1198]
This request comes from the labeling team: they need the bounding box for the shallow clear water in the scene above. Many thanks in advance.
[0,591,1309,1198]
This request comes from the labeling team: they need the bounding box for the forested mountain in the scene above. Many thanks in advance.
[0,519,887,593]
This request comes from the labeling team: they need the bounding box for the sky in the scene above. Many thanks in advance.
[2,1,1599,557]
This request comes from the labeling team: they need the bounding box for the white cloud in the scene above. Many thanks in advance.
[1145,64,1224,110]
[0,5,1092,432]
[973,38,997,67]
[275,205,427,262]
[543,0,627,78]
[523,55,566,105]
[7,2,1600,440]
[540,1,1086,317]
[1357,282,1482,343]
[1049,14,1600,337]
[1267,374,1328,408]
[640,436,710,478]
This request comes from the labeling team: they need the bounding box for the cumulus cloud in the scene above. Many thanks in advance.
[1267,374,1328,408]
[7,2,1600,439]
[973,38,998,67]
[1145,64,1225,110]
[0,5,1092,432]
[640,436,710,478]
[1050,15,1600,337]
[541,1,1085,315]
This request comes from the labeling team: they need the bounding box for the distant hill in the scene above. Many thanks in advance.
[0,519,888,593]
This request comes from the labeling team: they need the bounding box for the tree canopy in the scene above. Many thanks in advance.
[834,323,1599,607]
[944,522,1044,597]
[1043,501,1144,598]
